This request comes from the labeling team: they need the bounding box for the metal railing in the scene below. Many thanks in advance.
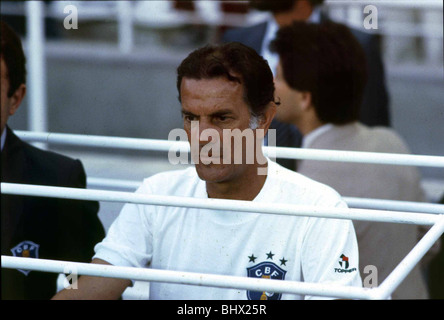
[2,182,443,300]
[15,130,444,168]
[2,130,444,299]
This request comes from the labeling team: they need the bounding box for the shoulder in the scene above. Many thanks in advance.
[23,140,83,172]
[7,128,83,170]
[312,123,410,154]
[268,159,344,206]
[138,166,200,196]
[366,126,412,154]
[10,131,86,185]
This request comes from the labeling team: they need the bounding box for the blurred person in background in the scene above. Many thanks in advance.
[270,20,438,299]
[1,20,105,300]
[222,0,390,171]
[0,1,60,38]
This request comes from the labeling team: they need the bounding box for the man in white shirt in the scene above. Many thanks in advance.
[53,42,361,300]
[270,20,431,298]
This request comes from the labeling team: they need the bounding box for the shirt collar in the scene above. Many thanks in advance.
[302,123,334,149]
[308,6,322,23]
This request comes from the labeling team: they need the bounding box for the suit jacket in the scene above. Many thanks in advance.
[1,127,105,300]
[222,17,390,170]
[297,122,429,299]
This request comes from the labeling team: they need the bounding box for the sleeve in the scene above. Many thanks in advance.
[300,200,362,300]
[57,159,105,263]
[93,182,153,271]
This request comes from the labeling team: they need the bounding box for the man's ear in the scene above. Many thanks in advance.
[299,91,312,111]
[258,101,277,132]
[8,84,26,116]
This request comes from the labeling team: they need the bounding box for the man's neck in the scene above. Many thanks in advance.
[301,123,334,149]
[205,163,268,201]
[295,112,324,136]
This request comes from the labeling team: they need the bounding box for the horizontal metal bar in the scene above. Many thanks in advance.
[15,131,444,167]
[1,183,440,226]
[343,197,444,215]
[0,256,373,300]
[86,176,444,215]
[88,177,142,190]
[16,130,185,152]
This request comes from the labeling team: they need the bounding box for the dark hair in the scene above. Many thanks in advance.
[270,21,367,124]
[177,42,276,117]
[308,0,325,6]
[248,0,325,13]
[0,20,27,97]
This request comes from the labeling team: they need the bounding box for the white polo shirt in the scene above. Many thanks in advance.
[94,159,361,300]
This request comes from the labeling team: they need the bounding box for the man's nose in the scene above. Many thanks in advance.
[192,120,220,146]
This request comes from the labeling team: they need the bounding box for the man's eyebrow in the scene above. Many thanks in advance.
[181,109,235,117]
[181,109,195,116]
[211,109,234,117]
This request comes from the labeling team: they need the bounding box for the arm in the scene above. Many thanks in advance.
[58,181,155,300]
[301,200,362,299]
[52,258,131,300]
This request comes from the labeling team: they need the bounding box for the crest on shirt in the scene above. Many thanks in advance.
[246,251,287,300]
[11,240,40,276]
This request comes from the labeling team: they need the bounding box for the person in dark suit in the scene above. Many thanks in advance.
[221,0,390,170]
[1,20,105,300]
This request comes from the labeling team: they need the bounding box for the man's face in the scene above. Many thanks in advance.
[180,77,260,184]
[1,58,23,134]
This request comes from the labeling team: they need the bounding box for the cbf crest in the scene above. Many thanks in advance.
[11,240,40,275]
[246,251,287,300]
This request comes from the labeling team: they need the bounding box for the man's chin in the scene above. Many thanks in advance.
[194,162,231,183]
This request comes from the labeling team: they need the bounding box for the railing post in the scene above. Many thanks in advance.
[117,1,134,53]
[26,1,48,147]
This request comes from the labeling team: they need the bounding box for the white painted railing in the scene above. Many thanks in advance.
[15,130,444,168]
[3,130,444,299]
[2,182,443,299]
[2,183,441,226]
